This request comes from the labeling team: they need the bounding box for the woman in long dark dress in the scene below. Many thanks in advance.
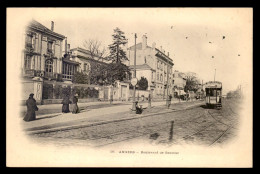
[23,93,38,122]
[72,94,80,114]
[61,95,71,113]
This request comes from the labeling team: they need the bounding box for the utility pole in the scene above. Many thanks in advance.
[131,33,137,111]
[214,69,216,82]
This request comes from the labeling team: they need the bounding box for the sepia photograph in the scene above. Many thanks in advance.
[6,8,253,167]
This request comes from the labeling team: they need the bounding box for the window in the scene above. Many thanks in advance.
[160,74,163,82]
[47,41,53,53]
[25,33,35,49]
[62,63,76,80]
[83,63,90,72]
[144,56,146,63]
[45,59,53,77]
[24,55,31,70]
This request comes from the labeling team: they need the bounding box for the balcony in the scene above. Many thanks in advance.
[24,69,44,77]
[26,43,32,48]
[24,69,36,76]
[25,43,35,53]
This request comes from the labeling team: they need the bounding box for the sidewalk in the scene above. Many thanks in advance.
[20,100,131,116]
[22,99,204,134]
[20,99,170,116]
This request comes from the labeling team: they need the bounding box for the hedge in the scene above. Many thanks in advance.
[42,83,99,99]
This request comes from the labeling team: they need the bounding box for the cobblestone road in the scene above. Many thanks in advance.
[28,99,242,148]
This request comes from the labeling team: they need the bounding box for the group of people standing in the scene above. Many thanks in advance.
[23,93,80,122]
[61,94,80,114]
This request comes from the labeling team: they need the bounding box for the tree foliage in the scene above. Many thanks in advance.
[184,73,200,93]
[72,71,89,84]
[88,61,108,85]
[137,76,148,90]
[88,62,130,86]
[108,27,128,63]
[106,63,130,85]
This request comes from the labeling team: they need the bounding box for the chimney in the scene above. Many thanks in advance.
[142,35,147,50]
[67,44,70,53]
[51,21,54,31]
[152,42,156,49]
[160,46,162,51]
[167,52,169,57]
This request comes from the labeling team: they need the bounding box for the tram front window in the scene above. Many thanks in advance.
[206,89,218,96]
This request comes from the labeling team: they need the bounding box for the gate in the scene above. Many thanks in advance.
[104,87,109,100]
[121,85,127,101]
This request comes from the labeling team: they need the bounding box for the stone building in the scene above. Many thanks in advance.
[69,47,109,76]
[21,20,80,103]
[126,35,174,98]
[22,20,65,80]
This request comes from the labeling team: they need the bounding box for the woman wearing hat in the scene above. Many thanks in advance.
[72,93,80,114]
[23,93,38,121]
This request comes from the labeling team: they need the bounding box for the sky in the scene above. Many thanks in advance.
[8,8,253,95]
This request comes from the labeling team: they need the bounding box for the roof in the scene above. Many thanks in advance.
[204,81,222,88]
[129,64,155,71]
[70,47,92,55]
[178,73,186,80]
[63,58,81,65]
[128,42,152,50]
[128,42,174,66]
[28,20,65,40]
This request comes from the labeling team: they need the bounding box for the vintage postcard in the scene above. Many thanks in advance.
[6,8,253,167]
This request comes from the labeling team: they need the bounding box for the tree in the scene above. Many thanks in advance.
[184,73,200,93]
[108,27,128,63]
[72,71,89,84]
[83,39,109,84]
[83,39,108,62]
[105,63,130,85]
[89,62,108,85]
[137,77,148,90]
[103,28,130,84]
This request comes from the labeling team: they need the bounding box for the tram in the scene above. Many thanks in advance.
[204,81,222,109]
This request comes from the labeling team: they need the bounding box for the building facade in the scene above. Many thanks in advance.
[70,47,109,75]
[22,20,65,81]
[172,70,187,96]
[126,35,174,98]
[21,20,83,103]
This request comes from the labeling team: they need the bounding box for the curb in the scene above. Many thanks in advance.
[26,101,204,135]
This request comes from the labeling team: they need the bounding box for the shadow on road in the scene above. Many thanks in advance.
[199,105,218,109]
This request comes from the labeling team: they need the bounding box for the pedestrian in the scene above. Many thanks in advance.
[72,93,80,114]
[135,101,143,114]
[61,95,71,113]
[23,93,38,122]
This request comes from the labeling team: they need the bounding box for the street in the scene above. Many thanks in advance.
[26,98,242,148]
